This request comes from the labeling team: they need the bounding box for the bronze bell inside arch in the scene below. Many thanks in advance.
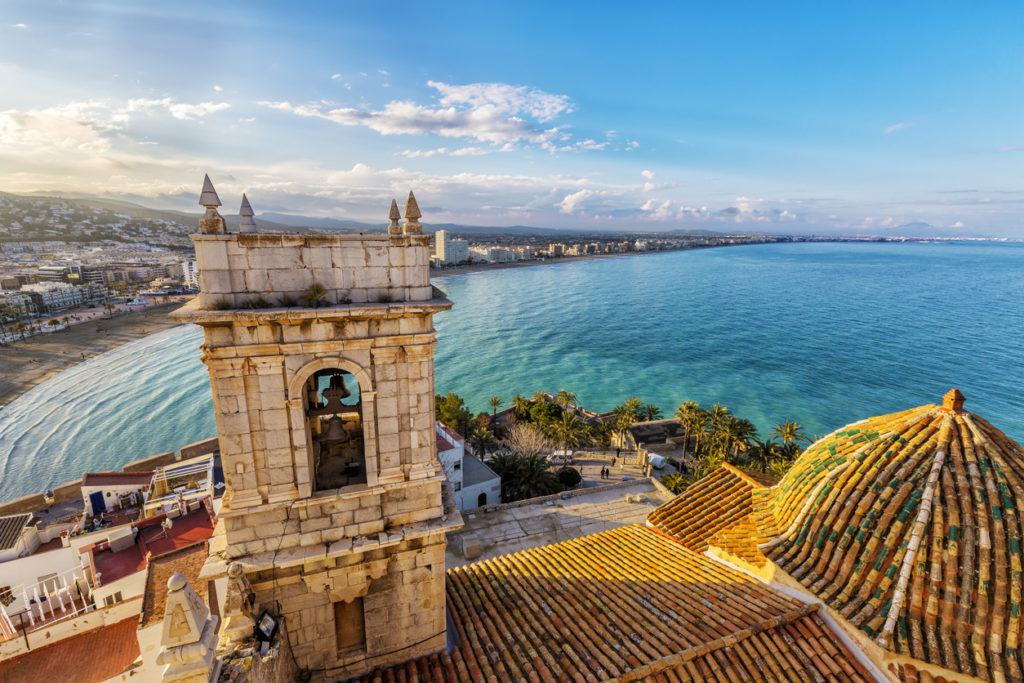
[322,415,349,443]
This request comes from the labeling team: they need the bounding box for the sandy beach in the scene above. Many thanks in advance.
[0,299,189,409]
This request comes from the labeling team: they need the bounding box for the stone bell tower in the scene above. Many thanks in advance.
[173,178,460,678]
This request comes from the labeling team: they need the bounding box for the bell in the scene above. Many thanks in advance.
[322,415,349,443]
[326,374,351,400]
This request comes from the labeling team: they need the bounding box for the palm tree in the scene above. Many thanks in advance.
[504,455,562,502]
[303,283,329,308]
[12,321,25,341]
[469,425,497,458]
[770,419,811,452]
[727,418,758,459]
[641,403,663,421]
[548,412,585,451]
[488,396,503,424]
[614,397,643,426]
[47,319,61,333]
[674,401,700,470]
[511,394,532,421]
[554,390,578,411]
[103,302,115,317]
[61,316,71,328]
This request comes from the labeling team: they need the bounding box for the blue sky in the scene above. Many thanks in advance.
[1,1,1021,235]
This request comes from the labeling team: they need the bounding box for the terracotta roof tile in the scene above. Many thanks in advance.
[759,400,1024,683]
[646,464,772,565]
[352,525,869,682]
[0,616,140,682]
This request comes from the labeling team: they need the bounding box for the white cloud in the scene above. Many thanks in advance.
[641,169,655,179]
[378,69,389,76]
[0,102,116,153]
[11,23,26,29]
[884,122,914,134]
[330,73,342,80]
[952,220,965,228]
[213,85,223,93]
[126,98,230,120]
[260,80,574,149]
[557,189,597,214]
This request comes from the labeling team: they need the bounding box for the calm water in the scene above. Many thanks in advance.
[1,241,1022,500]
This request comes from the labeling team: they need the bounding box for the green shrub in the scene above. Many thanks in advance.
[556,466,582,490]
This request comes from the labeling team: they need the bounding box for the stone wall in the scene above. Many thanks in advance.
[121,451,175,472]
[179,437,220,461]
[192,233,433,309]
[220,480,443,559]
[247,532,448,678]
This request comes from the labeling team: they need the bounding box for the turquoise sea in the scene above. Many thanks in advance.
[1,241,1022,501]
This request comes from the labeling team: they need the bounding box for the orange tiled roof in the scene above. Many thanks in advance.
[0,616,140,682]
[353,524,871,682]
[651,391,1024,683]
[646,464,772,565]
[759,397,1024,683]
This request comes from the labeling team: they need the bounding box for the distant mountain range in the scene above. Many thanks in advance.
[2,191,1003,241]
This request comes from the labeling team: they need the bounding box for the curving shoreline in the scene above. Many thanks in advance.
[0,248,685,409]
[0,300,188,410]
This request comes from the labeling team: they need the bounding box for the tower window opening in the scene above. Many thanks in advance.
[305,370,365,491]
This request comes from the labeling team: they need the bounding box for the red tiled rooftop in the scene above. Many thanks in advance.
[29,536,63,555]
[435,431,456,453]
[139,506,214,556]
[81,471,153,487]
[89,507,214,586]
[436,422,463,445]
[92,542,146,586]
[0,616,140,683]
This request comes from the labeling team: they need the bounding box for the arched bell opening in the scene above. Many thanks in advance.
[305,369,365,491]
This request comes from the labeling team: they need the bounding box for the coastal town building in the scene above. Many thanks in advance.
[433,229,468,265]
[182,259,199,289]
[435,421,501,510]
[0,449,220,678]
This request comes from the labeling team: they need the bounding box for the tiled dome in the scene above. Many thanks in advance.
[759,389,1024,682]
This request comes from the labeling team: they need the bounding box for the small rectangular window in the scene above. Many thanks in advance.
[334,598,365,651]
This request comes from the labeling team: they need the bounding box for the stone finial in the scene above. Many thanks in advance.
[238,194,256,233]
[198,174,221,208]
[387,199,402,236]
[218,563,256,652]
[942,388,965,413]
[157,572,220,682]
[402,191,422,235]
[198,174,227,235]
